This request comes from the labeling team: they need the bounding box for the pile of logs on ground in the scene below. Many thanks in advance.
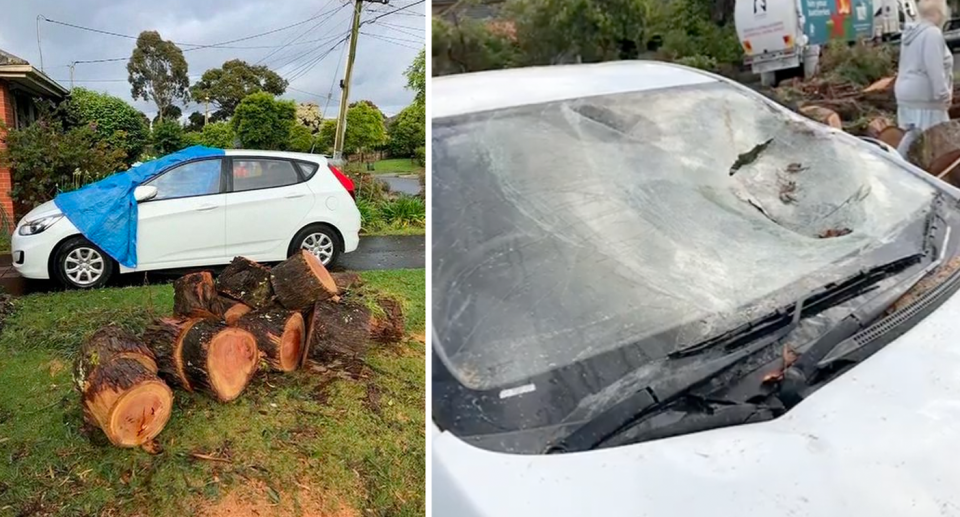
[73,250,405,448]
[770,75,960,185]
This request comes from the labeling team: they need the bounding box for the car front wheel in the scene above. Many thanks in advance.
[289,224,342,267]
[53,236,115,289]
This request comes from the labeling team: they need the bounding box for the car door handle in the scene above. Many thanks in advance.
[285,193,306,199]
[195,204,218,212]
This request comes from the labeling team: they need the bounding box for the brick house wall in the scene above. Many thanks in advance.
[0,81,15,225]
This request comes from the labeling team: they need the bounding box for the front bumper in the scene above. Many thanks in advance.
[11,229,56,280]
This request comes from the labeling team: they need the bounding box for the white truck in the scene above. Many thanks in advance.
[735,0,918,86]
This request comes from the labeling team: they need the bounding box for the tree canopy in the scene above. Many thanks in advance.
[387,103,424,157]
[344,101,387,157]
[127,31,190,122]
[405,49,425,106]
[65,87,149,165]
[232,92,296,150]
[191,59,288,119]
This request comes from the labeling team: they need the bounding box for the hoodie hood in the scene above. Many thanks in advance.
[903,20,936,44]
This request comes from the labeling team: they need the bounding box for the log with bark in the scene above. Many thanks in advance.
[303,299,373,365]
[217,257,275,308]
[234,309,305,371]
[798,105,842,128]
[144,318,259,402]
[209,295,252,325]
[173,271,217,318]
[73,326,173,447]
[906,120,960,184]
[271,250,339,310]
[331,271,364,292]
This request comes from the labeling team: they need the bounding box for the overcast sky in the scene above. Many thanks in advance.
[0,0,425,118]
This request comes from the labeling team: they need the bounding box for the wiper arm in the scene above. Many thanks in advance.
[549,253,924,454]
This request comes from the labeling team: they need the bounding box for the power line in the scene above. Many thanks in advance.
[255,1,345,65]
[270,28,352,72]
[360,31,423,45]
[361,32,421,50]
[377,21,425,37]
[284,35,350,83]
[361,0,427,24]
[367,22,424,40]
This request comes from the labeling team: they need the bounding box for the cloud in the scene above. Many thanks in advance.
[0,0,424,117]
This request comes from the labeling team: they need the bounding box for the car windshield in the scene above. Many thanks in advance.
[432,81,937,392]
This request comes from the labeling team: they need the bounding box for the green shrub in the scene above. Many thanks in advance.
[232,92,296,150]
[152,120,185,155]
[433,17,520,76]
[675,54,719,71]
[355,197,385,232]
[65,88,149,165]
[183,131,202,147]
[380,196,426,227]
[0,116,126,217]
[196,121,235,149]
[820,40,897,86]
[414,146,426,167]
[287,124,316,153]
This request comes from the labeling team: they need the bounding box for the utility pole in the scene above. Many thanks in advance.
[68,62,75,90]
[332,0,388,163]
[204,96,210,125]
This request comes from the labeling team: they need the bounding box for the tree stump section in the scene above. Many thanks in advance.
[907,120,960,184]
[371,296,405,344]
[271,250,340,310]
[331,271,364,292]
[798,105,842,129]
[866,116,893,139]
[74,326,173,447]
[303,300,373,365]
[181,319,259,402]
[878,126,905,149]
[234,310,305,371]
[173,271,216,318]
[143,318,195,391]
[217,257,275,308]
[210,295,252,325]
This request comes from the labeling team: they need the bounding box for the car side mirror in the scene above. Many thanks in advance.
[134,185,158,202]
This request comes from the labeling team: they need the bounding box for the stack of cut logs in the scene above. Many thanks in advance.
[73,250,405,448]
[773,75,960,185]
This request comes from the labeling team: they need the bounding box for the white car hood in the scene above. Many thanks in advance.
[20,199,62,223]
[434,285,960,517]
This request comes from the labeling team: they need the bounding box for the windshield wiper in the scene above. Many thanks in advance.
[547,252,924,454]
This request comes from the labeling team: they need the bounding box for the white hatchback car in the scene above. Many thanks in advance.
[12,150,361,288]
[433,62,960,516]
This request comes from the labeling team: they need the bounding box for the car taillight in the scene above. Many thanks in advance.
[328,165,355,199]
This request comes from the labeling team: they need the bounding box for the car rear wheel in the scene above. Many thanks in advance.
[289,224,342,267]
[54,236,115,289]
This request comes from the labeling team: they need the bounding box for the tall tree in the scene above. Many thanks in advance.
[344,101,387,161]
[191,59,288,120]
[127,31,190,122]
[232,92,296,150]
[405,49,425,106]
[152,105,182,124]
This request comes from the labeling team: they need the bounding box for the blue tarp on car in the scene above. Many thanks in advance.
[54,145,225,268]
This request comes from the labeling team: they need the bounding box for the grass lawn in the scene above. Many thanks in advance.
[364,226,425,236]
[370,158,422,175]
[0,269,425,517]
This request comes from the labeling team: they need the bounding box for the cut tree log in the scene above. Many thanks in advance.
[173,271,217,318]
[866,116,893,139]
[73,326,173,447]
[270,250,339,310]
[303,299,372,365]
[370,295,405,344]
[217,257,275,308]
[235,309,305,371]
[331,271,364,292]
[906,120,960,183]
[877,126,905,149]
[180,319,259,402]
[798,105,842,129]
[863,76,894,93]
[209,295,252,325]
[143,317,194,391]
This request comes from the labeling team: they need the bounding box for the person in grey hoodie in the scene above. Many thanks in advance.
[895,0,953,155]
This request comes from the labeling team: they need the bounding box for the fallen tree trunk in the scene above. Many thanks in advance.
[907,120,960,183]
[181,319,259,402]
[217,257,275,308]
[271,250,339,310]
[304,299,372,364]
[143,318,194,391]
[235,309,305,371]
[173,272,217,318]
[74,326,173,447]
[209,295,252,325]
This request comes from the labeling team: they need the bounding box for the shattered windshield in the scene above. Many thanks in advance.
[432,81,936,391]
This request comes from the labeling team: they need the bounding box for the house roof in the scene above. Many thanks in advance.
[0,49,67,99]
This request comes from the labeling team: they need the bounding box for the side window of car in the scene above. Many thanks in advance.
[145,159,223,200]
[232,159,301,192]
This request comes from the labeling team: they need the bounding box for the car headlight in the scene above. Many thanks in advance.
[18,214,63,236]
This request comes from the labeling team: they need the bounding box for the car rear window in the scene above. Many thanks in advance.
[232,159,301,192]
[297,161,320,180]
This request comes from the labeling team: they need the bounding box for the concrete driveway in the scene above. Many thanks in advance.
[0,234,425,296]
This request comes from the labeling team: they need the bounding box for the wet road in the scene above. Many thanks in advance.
[0,235,425,297]
[380,175,421,195]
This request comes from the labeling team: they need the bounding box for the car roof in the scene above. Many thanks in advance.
[432,61,719,119]
[224,149,328,163]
